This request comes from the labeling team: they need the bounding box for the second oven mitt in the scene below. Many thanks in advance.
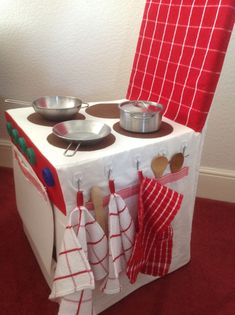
[127,176,183,283]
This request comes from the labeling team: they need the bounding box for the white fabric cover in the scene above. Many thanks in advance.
[7,102,205,314]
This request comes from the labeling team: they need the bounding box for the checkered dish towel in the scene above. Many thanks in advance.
[49,205,108,315]
[101,184,135,294]
[127,176,183,283]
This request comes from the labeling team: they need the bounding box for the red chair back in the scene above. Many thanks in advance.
[126,0,235,131]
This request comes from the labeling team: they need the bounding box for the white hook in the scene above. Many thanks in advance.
[159,148,167,157]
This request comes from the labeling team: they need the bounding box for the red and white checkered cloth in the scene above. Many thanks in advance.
[49,205,108,315]
[127,175,183,283]
[101,180,135,294]
[127,0,235,132]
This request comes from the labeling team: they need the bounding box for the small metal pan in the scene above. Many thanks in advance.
[52,120,111,156]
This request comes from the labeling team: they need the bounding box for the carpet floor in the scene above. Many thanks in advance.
[0,167,234,315]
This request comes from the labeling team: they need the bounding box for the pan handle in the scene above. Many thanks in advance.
[64,142,81,157]
[5,98,32,106]
[81,102,89,108]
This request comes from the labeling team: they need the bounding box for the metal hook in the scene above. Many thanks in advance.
[136,159,140,170]
[134,154,141,171]
[108,168,112,180]
[77,177,82,191]
[182,144,189,158]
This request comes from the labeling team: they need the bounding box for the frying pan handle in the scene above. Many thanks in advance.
[5,98,32,106]
[81,102,89,108]
[64,142,81,157]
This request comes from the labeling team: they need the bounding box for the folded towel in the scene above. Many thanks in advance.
[50,205,108,315]
[127,176,183,283]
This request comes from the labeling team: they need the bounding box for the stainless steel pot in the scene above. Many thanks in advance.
[119,100,163,133]
[5,96,89,121]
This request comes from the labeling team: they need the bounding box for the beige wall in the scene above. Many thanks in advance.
[200,29,235,171]
[0,1,234,199]
[0,0,145,139]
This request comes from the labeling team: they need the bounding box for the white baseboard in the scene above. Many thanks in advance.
[0,139,234,203]
[0,139,12,168]
[197,167,235,203]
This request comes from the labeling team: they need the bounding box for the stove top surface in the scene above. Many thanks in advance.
[47,132,116,152]
[112,121,173,138]
[85,103,120,119]
[27,112,86,126]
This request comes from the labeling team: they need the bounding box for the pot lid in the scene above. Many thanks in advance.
[119,101,163,113]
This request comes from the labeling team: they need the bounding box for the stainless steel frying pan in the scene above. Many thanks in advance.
[5,96,89,121]
[52,120,111,156]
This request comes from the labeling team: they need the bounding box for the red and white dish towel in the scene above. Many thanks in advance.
[49,183,136,313]
[50,175,182,311]
[127,0,235,132]
[127,174,183,283]
[101,180,135,294]
[49,202,108,315]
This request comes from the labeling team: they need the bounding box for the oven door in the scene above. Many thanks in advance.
[12,146,55,287]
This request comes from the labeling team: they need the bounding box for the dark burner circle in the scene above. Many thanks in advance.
[47,133,116,151]
[27,112,86,127]
[85,103,120,119]
[112,121,173,138]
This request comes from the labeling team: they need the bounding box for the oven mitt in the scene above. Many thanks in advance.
[49,206,108,315]
[101,192,135,294]
[127,176,183,283]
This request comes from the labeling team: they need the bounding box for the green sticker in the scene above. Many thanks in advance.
[6,122,12,136]
[12,129,19,144]
[19,137,27,153]
[26,147,36,165]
